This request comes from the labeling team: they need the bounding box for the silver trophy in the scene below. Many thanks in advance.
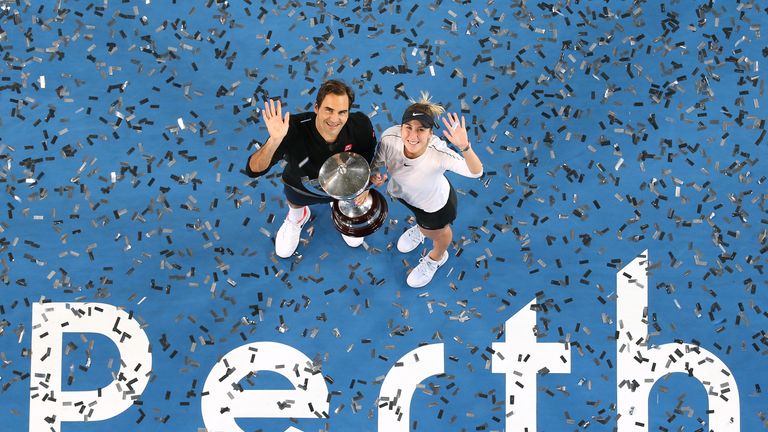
[312,152,388,237]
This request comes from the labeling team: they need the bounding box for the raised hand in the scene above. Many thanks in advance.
[261,99,290,142]
[440,112,470,150]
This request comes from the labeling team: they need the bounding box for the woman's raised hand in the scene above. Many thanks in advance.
[441,112,470,150]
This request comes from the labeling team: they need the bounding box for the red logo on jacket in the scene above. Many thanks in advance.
[344,144,353,152]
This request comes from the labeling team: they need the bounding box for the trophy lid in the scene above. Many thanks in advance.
[318,152,370,200]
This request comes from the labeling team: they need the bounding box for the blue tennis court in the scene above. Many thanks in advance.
[0,1,765,431]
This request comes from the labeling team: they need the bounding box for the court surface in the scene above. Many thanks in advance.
[0,1,766,431]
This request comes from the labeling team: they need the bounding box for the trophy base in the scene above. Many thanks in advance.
[331,189,388,237]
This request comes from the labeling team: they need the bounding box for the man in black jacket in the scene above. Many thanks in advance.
[246,80,377,258]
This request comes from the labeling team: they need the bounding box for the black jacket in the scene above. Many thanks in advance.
[246,111,376,194]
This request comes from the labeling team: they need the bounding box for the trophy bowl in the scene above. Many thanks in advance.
[318,152,388,237]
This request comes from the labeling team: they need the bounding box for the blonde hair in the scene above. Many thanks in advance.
[408,91,445,117]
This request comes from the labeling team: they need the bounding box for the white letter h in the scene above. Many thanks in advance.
[617,250,740,430]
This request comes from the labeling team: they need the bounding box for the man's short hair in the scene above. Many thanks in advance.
[315,79,355,108]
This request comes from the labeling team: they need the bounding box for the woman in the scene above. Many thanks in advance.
[371,93,483,287]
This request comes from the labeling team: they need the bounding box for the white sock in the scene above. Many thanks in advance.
[287,206,307,223]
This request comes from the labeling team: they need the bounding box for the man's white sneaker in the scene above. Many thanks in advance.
[406,251,448,288]
[275,207,311,258]
[341,233,364,248]
[397,225,425,253]
[329,203,364,247]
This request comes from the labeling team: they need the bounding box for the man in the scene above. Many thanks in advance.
[245,80,377,258]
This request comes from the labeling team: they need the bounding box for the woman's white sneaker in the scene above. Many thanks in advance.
[406,251,448,288]
[397,225,425,253]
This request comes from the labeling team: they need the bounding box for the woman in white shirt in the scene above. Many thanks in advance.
[371,93,483,287]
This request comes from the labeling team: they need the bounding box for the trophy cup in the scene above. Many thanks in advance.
[314,152,388,237]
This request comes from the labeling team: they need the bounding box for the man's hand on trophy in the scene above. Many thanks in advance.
[262,99,290,142]
[354,190,370,205]
[370,172,388,187]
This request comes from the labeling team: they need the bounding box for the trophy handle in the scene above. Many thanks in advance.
[300,176,329,197]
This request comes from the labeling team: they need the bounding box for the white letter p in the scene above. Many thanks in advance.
[29,302,152,431]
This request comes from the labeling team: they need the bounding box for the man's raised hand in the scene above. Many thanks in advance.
[262,99,290,142]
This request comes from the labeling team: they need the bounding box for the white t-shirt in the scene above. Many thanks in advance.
[373,125,483,213]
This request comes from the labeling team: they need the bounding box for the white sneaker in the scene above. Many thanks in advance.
[407,251,449,288]
[341,233,364,248]
[275,207,311,258]
[397,225,425,253]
